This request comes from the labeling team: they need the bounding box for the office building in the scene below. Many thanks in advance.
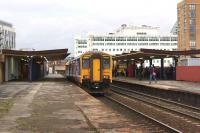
[0,20,16,50]
[74,24,177,66]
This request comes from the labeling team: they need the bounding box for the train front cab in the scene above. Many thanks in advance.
[81,52,112,90]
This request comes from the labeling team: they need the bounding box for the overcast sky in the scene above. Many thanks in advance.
[0,0,182,53]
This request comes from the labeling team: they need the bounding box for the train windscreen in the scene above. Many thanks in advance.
[82,58,90,68]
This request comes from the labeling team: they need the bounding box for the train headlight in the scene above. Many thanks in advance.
[103,75,110,79]
[83,75,90,79]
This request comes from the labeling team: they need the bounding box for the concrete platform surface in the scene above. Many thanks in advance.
[113,77,200,95]
[0,81,144,133]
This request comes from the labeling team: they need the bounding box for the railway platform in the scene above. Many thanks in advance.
[113,77,200,107]
[0,80,142,133]
[113,77,200,95]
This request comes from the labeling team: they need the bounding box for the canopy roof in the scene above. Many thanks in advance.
[2,49,70,61]
[113,49,200,60]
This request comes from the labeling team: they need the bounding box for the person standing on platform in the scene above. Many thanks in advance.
[149,64,157,84]
[126,68,128,77]
[139,65,143,80]
[114,68,118,77]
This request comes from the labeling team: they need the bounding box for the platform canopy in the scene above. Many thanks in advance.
[113,49,200,61]
[2,49,70,61]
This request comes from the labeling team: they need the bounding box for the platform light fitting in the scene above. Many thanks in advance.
[150,56,155,58]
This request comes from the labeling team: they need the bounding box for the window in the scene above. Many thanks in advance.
[189,4,195,10]
[78,45,87,48]
[82,59,90,68]
[92,49,98,51]
[127,43,137,46]
[103,58,110,68]
[93,43,104,46]
[76,59,80,75]
[190,18,196,41]
[116,43,126,46]
[190,41,196,47]
[160,43,170,46]
[149,37,159,41]
[77,40,87,44]
[93,37,104,41]
[116,37,126,41]
[160,37,170,41]
[106,43,115,46]
[138,43,148,46]
[149,43,159,46]
[171,37,177,41]
[105,37,115,41]
[136,32,147,35]
[127,37,137,41]
[138,37,148,41]
[190,11,196,17]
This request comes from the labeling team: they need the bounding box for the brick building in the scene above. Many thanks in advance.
[177,0,200,51]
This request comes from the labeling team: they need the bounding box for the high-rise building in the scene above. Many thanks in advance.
[0,20,16,50]
[177,0,200,50]
[74,24,177,56]
[74,24,177,66]
[74,38,88,57]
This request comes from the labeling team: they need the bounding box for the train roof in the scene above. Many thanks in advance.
[82,51,111,56]
[69,51,111,61]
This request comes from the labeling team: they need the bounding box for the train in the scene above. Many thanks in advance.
[66,51,112,93]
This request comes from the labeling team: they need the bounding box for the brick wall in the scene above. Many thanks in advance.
[176,66,200,82]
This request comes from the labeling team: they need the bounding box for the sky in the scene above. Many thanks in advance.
[0,0,182,53]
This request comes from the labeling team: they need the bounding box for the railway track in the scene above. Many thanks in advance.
[111,84,200,121]
[105,84,200,133]
[105,93,181,133]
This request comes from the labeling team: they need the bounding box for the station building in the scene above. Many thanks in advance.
[74,24,178,66]
[0,49,69,83]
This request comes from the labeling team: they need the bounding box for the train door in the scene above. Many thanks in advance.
[93,59,100,81]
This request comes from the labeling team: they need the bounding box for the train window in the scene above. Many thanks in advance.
[103,58,110,68]
[76,59,80,75]
[82,59,90,68]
